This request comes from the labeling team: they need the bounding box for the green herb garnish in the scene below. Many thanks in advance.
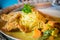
[22,4,34,13]
[38,30,52,40]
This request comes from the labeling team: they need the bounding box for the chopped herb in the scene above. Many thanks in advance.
[22,4,34,13]
[38,30,52,40]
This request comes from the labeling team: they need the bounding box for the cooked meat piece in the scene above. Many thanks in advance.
[2,20,18,31]
[1,14,8,21]
[1,12,20,21]
[2,12,21,31]
[8,12,21,22]
[48,21,60,29]
[54,22,60,29]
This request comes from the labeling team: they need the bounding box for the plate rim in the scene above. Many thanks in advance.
[0,30,19,40]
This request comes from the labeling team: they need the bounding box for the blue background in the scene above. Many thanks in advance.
[0,0,60,10]
[0,0,19,9]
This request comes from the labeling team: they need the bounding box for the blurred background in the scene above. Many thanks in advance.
[0,0,19,9]
[0,0,60,9]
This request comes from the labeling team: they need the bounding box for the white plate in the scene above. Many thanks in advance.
[38,8,60,18]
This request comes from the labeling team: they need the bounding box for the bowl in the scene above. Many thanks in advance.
[38,7,60,18]
[0,5,60,40]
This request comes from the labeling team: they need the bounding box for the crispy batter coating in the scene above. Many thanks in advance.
[2,12,21,31]
[1,12,16,21]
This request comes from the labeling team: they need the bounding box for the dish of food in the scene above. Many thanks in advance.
[0,4,60,40]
